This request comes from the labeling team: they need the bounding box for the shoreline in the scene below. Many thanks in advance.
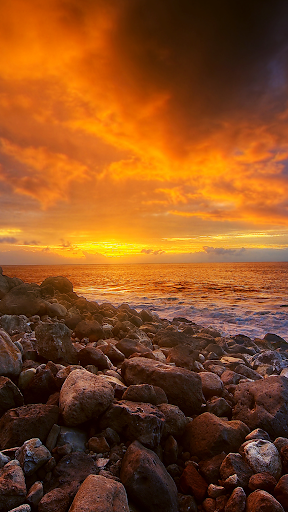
[0,269,288,510]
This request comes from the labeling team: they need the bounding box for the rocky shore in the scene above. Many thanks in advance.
[0,267,288,511]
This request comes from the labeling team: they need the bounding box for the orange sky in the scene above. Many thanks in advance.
[1,0,288,264]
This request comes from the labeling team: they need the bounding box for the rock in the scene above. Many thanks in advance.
[23,368,58,404]
[0,377,24,416]
[122,384,168,405]
[166,344,199,371]
[0,404,59,449]
[233,376,288,438]
[9,505,31,512]
[199,372,224,399]
[59,369,114,426]
[46,452,98,493]
[120,440,178,512]
[0,274,10,299]
[246,490,285,512]
[245,428,271,442]
[0,460,26,512]
[40,276,73,294]
[0,329,22,377]
[57,426,88,452]
[182,413,249,459]
[116,338,153,357]
[37,487,71,512]
[274,474,288,510]
[0,315,31,335]
[157,403,188,438]
[207,397,232,418]
[15,438,51,476]
[99,400,165,448]
[26,481,44,507]
[274,437,288,452]
[88,437,110,453]
[46,302,67,319]
[153,330,198,348]
[74,320,104,342]
[18,369,37,391]
[243,439,282,480]
[0,284,45,317]
[140,309,154,322]
[224,487,246,512]
[179,463,208,501]
[0,452,10,468]
[248,473,277,493]
[198,454,227,485]
[121,357,205,415]
[252,351,285,373]
[220,453,253,488]
[163,435,178,465]
[35,323,78,364]
[234,364,262,381]
[98,343,125,364]
[69,474,129,512]
[78,346,111,370]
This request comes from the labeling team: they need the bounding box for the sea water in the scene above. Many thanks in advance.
[2,262,288,340]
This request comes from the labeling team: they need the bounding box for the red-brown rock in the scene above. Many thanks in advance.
[179,463,208,502]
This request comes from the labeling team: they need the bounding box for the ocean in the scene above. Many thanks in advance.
[2,262,288,340]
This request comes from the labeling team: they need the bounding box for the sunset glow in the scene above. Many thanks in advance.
[1,0,288,264]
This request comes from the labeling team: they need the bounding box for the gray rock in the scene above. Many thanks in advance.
[0,315,31,335]
[243,439,282,480]
[35,322,78,364]
[0,284,45,316]
[59,369,114,426]
[220,453,253,488]
[0,377,24,415]
[15,438,51,476]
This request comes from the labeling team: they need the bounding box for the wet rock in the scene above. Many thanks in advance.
[78,346,111,370]
[99,400,165,448]
[179,463,208,502]
[0,329,22,377]
[59,368,114,426]
[0,284,46,317]
[120,440,178,512]
[224,486,246,512]
[248,473,277,493]
[0,404,59,449]
[0,377,24,416]
[40,276,73,295]
[182,412,249,459]
[153,330,200,348]
[252,351,285,374]
[246,489,285,512]
[243,439,282,480]
[233,375,288,438]
[0,460,26,512]
[74,320,104,342]
[199,372,224,399]
[220,453,253,488]
[121,357,205,415]
[15,438,51,476]
[35,322,78,364]
[122,384,168,405]
[69,474,129,512]
[274,474,288,510]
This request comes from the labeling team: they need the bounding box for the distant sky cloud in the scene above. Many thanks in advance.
[0,237,18,244]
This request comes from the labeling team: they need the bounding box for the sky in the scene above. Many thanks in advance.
[1,0,288,264]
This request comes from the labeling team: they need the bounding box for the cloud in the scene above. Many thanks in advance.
[141,249,166,255]
[23,240,40,246]
[0,237,18,244]
[203,246,246,256]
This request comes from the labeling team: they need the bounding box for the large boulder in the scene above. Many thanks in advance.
[99,400,165,448]
[69,474,129,512]
[233,376,288,438]
[0,404,59,449]
[0,283,46,316]
[59,369,114,426]
[40,276,73,295]
[120,440,178,512]
[121,357,205,415]
[182,412,250,459]
[0,329,22,377]
[35,322,78,364]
